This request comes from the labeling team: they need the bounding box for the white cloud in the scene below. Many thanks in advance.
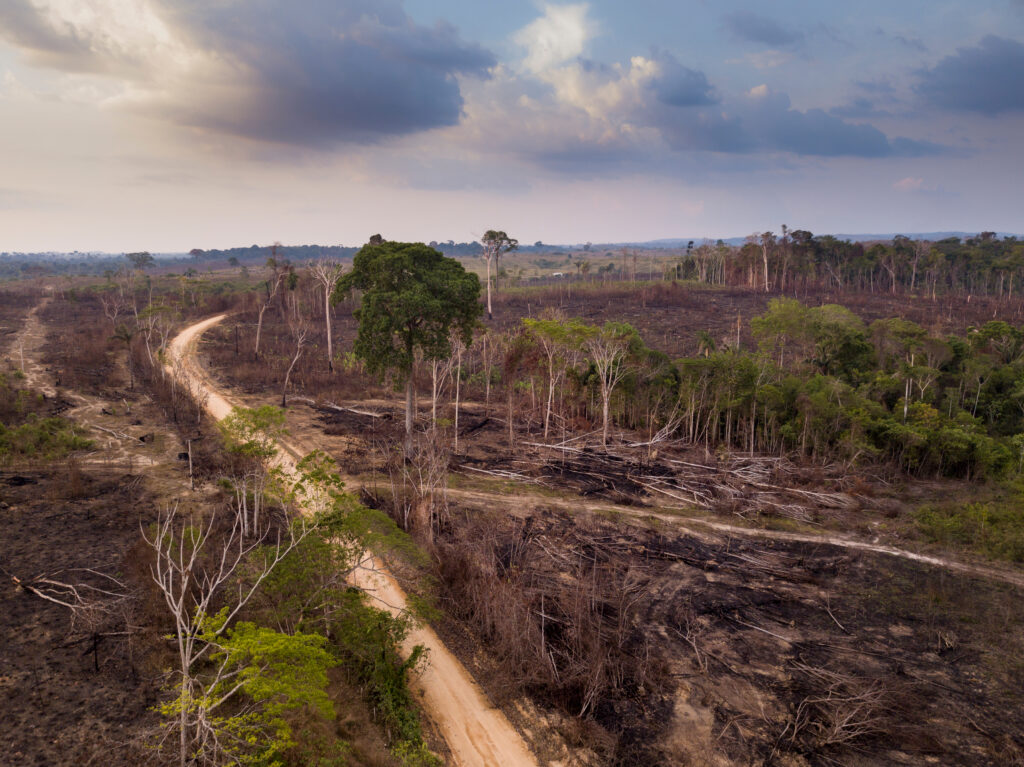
[514,3,594,74]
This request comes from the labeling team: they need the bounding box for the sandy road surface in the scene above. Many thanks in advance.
[167,315,541,767]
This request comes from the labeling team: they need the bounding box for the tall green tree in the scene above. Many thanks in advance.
[334,240,481,446]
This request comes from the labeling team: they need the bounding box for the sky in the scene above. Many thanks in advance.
[1,0,1023,252]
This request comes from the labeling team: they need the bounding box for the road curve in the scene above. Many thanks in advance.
[167,314,541,767]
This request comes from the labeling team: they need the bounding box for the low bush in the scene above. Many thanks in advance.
[915,497,1024,562]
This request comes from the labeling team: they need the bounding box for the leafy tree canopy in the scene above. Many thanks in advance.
[334,241,481,383]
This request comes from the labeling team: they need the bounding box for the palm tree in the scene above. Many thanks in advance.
[696,330,717,358]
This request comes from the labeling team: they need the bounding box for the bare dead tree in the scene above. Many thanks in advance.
[586,326,633,447]
[281,322,309,408]
[141,504,308,767]
[308,259,345,371]
[6,566,137,672]
[430,351,456,432]
[100,292,127,329]
[254,252,287,361]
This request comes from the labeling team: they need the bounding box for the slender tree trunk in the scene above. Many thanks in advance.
[324,286,333,371]
[254,304,268,360]
[545,374,555,439]
[431,360,439,429]
[281,342,304,408]
[454,345,461,453]
[486,255,493,320]
[508,387,515,448]
[405,375,415,453]
[601,385,610,447]
[483,335,491,415]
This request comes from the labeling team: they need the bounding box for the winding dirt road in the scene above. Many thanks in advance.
[167,315,541,767]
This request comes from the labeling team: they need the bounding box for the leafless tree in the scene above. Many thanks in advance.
[100,292,127,328]
[586,326,633,447]
[141,504,308,767]
[281,321,309,408]
[308,260,345,371]
[254,249,288,361]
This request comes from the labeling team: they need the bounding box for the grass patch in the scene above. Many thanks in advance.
[0,368,91,463]
[915,486,1024,563]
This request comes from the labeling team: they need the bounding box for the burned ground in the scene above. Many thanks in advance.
[243,392,1024,766]
[428,504,1024,766]
[0,469,164,766]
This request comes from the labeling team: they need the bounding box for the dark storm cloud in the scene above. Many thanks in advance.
[153,0,496,144]
[650,55,718,107]
[915,35,1024,113]
[0,0,496,146]
[654,90,941,158]
[724,11,803,47]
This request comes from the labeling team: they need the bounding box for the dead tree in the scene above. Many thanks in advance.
[308,259,345,371]
[281,322,309,408]
[7,567,135,672]
[586,325,633,447]
[254,251,288,361]
[142,504,308,767]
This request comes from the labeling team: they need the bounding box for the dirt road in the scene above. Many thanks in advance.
[167,315,541,767]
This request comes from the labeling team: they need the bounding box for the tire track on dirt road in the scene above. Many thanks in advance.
[167,314,541,767]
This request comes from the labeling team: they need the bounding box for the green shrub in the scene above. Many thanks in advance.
[0,415,92,463]
[915,500,1024,562]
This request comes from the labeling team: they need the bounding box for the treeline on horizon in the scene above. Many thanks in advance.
[671,230,1024,298]
[2,230,1023,299]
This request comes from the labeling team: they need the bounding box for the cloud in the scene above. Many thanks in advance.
[915,35,1024,114]
[650,53,717,107]
[724,11,803,47]
[514,3,594,74]
[653,87,941,158]
[0,0,182,78]
[0,0,496,146]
